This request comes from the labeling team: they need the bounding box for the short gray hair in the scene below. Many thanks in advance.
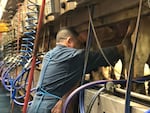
[56,27,79,42]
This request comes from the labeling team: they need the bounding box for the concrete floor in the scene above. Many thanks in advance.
[0,82,22,113]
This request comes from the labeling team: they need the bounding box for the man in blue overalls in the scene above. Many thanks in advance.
[27,27,123,113]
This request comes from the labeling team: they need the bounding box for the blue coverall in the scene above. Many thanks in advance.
[27,45,120,113]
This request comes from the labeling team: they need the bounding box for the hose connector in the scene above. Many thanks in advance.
[105,82,115,93]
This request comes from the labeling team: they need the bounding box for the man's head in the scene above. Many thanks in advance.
[56,27,81,48]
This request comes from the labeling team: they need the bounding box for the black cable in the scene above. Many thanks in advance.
[86,87,105,113]
[79,5,94,113]
[125,0,143,113]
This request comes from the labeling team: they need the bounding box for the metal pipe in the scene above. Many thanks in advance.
[22,0,46,113]
[116,88,150,101]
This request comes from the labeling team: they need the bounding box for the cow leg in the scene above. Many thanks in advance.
[120,19,135,82]
[130,16,150,94]
[132,82,145,94]
[132,58,146,94]
[131,40,149,94]
[120,59,127,89]
[121,39,132,89]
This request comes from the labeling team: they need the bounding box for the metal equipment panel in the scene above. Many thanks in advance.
[84,89,149,113]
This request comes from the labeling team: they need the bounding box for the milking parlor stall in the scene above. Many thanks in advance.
[0,0,150,113]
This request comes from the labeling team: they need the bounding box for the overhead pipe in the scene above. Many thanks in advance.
[22,0,46,113]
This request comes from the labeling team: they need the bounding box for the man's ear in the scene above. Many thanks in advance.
[66,36,72,43]
[66,37,72,47]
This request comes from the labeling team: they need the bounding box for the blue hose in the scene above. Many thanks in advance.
[63,79,126,113]
[63,74,150,113]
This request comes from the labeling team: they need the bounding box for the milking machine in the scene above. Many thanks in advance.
[1,6,16,90]
[63,0,150,113]
[0,0,41,108]
[11,0,39,106]
[79,5,95,113]
[1,55,21,91]
[1,0,150,113]
[23,0,46,112]
[20,0,38,65]
[63,77,150,113]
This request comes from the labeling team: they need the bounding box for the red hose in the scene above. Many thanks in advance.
[22,0,46,113]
